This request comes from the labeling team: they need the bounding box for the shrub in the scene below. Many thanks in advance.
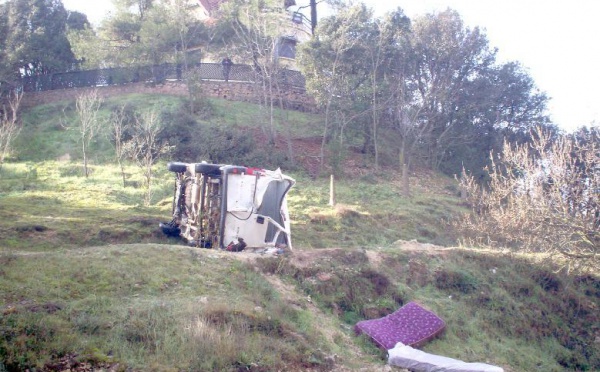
[456,126,599,273]
[532,269,562,292]
[158,110,205,162]
[159,110,289,167]
[434,268,478,293]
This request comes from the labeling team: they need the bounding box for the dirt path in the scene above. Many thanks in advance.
[217,246,416,371]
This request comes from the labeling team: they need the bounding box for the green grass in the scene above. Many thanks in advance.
[209,97,324,137]
[0,161,173,252]
[0,245,342,371]
[0,159,463,252]
[287,172,463,248]
[14,94,324,163]
[0,94,598,371]
[255,247,600,371]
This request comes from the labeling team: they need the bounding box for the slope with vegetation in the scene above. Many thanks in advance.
[1,0,598,370]
[0,94,598,372]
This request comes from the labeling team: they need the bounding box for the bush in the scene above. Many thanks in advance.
[456,126,600,273]
[532,269,562,292]
[159,108,293,167]
[158,110,202,162]
[434,268,478,293]
[197,124,256,164]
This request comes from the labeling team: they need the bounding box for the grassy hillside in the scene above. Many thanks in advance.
[0,95,598,371]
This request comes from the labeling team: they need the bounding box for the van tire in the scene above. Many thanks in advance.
[195,163,221,175]
[168,162,187,173]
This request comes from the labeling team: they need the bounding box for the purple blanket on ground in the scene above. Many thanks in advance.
[354,301,446,349]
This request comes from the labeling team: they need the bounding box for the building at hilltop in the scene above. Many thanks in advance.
[192,0,312,62]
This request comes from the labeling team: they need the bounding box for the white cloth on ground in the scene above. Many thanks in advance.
[388,342,504,372]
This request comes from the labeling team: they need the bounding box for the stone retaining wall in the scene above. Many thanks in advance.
[21,80,317,112]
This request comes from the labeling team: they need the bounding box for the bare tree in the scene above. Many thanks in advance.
[75,90,103,177]
[0,90,23,172]
[126,108,169,206]
[457,126,599,273]
[393,99,425,197]
[109,105,129,187]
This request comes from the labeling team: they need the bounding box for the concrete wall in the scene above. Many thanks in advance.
[20,80,317,112]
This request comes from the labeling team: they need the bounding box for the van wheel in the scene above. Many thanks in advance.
[195,163,221,175]
[168,162,187,173]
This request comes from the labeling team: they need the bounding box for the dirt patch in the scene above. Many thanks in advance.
[204,246,287,264]
[222,244,447,272]
[43,353,121,372]
[391,239,445,251]
[365,250,384,269]
[2,300,63,315]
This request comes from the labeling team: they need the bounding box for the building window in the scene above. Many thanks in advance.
[277,37,297,59]
[292,11,303,24]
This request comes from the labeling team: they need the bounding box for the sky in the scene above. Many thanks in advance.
[61,0,600,132]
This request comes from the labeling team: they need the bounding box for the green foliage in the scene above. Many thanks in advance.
[69,0,209,69]
[0,0,88,80]
[6,94,465,252]
[326,140,347,177]
[256,249,404,323]
[300,6,550,176]
[159,108,292,168]
[2,88,598,371]
[0,161,173,251]
[168,118,256,164]
[15,94,317,170]
[434,268,479,294]
[0,157,599,370]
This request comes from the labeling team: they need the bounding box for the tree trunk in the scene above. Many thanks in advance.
[318,100,332,176]
[268,77,276,144]
[402,162,410,198]
[144,152,153,206]
[399,139,410,197]
[82,142,89,177]
[275,82,295,167]
[119,160,126,188]
[459,170,468,200]
[372,76,379,171]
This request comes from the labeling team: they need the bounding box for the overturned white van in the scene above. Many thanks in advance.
[160,162,295,250]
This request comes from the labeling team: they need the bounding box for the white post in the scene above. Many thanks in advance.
[329,174,336,206]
